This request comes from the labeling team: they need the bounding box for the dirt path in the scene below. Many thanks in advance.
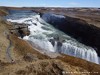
[6,34,13,62]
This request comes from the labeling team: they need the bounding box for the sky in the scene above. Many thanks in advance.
[0,0,100,7]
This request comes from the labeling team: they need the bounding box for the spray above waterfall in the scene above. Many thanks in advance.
[6,10,100,64]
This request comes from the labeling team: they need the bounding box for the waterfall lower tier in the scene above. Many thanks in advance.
[25,37,99,64]
[60,43,99,64]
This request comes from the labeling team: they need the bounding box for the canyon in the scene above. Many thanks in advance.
[0,7,100,75]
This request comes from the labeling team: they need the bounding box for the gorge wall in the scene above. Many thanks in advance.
[42,13,100,57]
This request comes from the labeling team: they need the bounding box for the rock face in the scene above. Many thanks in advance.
[42,13,100,57]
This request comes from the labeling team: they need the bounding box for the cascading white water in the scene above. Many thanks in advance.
[60,43,99,64]
[30,38,55,52]
[6,10,100,64]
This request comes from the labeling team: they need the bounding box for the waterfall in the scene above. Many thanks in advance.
[48,41,99,64]
[60,43,99,64]
[30,38,55,52]
[6,10,100,64]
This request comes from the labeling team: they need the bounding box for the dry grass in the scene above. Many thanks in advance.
[76,15,100,28]
[57,54,100,75]
[14,59,90,75]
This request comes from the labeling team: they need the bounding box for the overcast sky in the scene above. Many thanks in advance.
[0,0,100,7]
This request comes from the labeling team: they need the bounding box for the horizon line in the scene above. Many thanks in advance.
[0,6,100,8]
